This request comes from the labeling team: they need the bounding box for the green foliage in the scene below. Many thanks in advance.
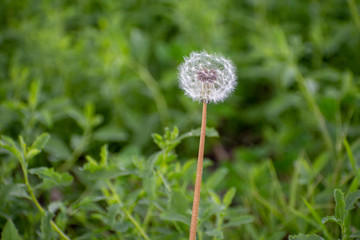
[290,188,360,240]
[289,234,324,240]
[0,128,247,239]
[28,167,73,190]
[1,0,360,239]
[1,220,21,240]
[334,189,347,222]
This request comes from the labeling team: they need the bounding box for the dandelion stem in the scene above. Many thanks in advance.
[189,101,207,240]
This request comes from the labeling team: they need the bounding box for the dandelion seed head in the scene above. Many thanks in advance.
[178,51,237,103]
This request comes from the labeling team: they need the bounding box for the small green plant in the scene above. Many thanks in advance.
[1,0,360,239]
[0,127,252,239]
[289,188,360,240]
[0,133,71,239]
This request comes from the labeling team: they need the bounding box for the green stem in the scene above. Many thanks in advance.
[21,162,45,214]
[341,220,349,240]
[20,162,70,240]
[106,180,150,240]
[143,205,153,231]
[50,220,70,240]
[213,213,223,240]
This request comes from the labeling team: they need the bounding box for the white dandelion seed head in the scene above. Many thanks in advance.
[178,51,237,103]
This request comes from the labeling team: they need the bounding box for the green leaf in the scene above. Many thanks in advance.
[169,190,189,214]
[105,204,121,228]
[321,216,340,225]
[312,153,330,177]
[41,212,54,240]
[349,231,360,238]
[0,135,17,148]
[143,172,156,198]
[67,107,87,129]
[100,144,108,167]
[93,125,128,142]
[85,103,103,128]
[83,156,100,171]
[0,135,23,162]
[206,168,228,189]
[0,185,16,209]
[223,215,254,228]
[345,190,360,211]
[171,126,179,139]
[72,195,107,210]
[223,187,236,207]
[81,158,132,180]
[28,80,41,109]
[152,133,164,149]
[302,198,331,239]
[318,96,337,121]
[26,148,41,160]
[208,189,221,205]
[19,136,27,155]
[178,127,219,141]
[205,229,224,239]
[0,143,22,162]
[1,219,21,240]
[31,133,50,150]
[343,138,360,184]
[29,167,73,190]
[288,233,324,240]
[160,211,189,226]
[130,28,150,63]
[334,188,347,221]
[0,184,30,205]
[44,136,71,161]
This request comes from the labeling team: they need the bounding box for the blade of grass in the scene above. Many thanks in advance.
[347,0,360,31]
[267,160,286,207]
[303,198,332,239]
[295,69,333,155]
[130,60,170,126]
[290,159,301,208]
[343,138,360,186]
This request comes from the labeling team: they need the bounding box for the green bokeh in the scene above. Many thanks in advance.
[1,0,360,239]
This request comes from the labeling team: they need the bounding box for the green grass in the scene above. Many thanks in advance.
[1,0,360,239]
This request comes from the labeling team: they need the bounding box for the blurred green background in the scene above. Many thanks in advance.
[1,0,360,239]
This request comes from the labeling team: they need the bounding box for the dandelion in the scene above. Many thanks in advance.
[178,51,237,103]
[178,51,237,240]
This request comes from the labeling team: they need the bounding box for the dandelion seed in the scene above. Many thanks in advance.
[178,51,237,103]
